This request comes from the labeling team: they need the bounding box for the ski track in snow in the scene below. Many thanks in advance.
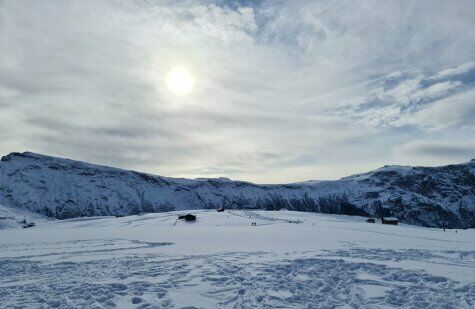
[1,247,474,308]
[0,211,474,308]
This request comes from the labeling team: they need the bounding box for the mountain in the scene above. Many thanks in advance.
[0,152,474,228]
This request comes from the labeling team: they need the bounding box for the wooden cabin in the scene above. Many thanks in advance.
[217,208,225,212]
[178,214,196,221]
[381,217,399,225]
[366,218,376,223]
[22,222,36,228]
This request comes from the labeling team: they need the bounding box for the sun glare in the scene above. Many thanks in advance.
[166,66,194,96]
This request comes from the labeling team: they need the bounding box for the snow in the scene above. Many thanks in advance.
[0,203,50,229]
[0,210,473,308]
[1,151,474,228]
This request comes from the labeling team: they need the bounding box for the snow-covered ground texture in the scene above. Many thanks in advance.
[1,152,474,228]
[0,210,473,308]
[0,203,50,229]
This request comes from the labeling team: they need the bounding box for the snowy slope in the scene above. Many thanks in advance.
[0,203,50,229]
[0,210,473,308]
[0,152,474,228]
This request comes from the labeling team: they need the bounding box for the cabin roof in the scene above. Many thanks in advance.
[383,217,399,221]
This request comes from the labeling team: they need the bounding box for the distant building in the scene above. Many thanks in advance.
[287,219,302,224]
[366,218,376,223]
[178,214,196,221]
[382,217,399,225]
[217,208,225,212]
[22,222,35,228]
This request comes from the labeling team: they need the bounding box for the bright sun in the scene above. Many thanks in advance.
[166,66,194,96]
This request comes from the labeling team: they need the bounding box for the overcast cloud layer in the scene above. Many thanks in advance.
[1,0,474,183]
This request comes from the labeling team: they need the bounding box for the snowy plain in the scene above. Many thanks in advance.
[0,210,474,308]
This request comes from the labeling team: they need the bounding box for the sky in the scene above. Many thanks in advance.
[1,0,475,183]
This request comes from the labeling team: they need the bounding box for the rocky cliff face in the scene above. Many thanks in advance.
[0,152,474,228]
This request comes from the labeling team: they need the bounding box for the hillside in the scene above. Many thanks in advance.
[0,152,474,228]
[0,203,50,229]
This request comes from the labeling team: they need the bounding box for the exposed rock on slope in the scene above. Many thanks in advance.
[0,152,474,228]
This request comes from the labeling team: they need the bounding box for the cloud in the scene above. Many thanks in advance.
[399,88,475,130]
[0,0,474,182]
[394,139,475,165]
[403,143,475,158]
[431,61,475,80]
[328,64,474,129]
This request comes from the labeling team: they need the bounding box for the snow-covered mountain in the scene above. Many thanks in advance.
[0,151,474,228]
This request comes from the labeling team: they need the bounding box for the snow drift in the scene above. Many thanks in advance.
[0,152,474,228]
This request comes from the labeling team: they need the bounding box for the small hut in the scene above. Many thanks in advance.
[178,214,196,221]
[381,217,399,225]
[366,218,376,223]
[217,208,225,212]
[22,222,35,228]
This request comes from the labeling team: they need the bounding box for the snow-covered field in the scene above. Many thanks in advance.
[0,210,474,308]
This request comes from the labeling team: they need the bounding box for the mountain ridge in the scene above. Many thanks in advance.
[0,151,474,228]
